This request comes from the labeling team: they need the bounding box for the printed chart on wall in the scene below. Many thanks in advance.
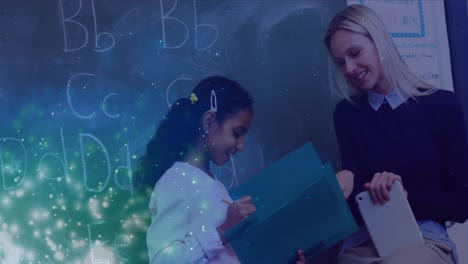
[348,0,454,91]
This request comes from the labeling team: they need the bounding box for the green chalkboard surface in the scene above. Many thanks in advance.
[0,1,346,263]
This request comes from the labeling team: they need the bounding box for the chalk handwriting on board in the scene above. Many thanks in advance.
[102,93,120,119]
[113,143,134,194]
[192,0,219,51]
[0,137,27,190]
[1,129,133,193]
[79,133,111,193]
[87,220,131,263]
[66,73,120,120]
[166,77,193,107]
[87,220,111,264]
[38,128,70,181]
[79,132,133,193]
[160,0,219,50]
[114,234,131,262]
[66,73,96,119]
[59,0,115,52]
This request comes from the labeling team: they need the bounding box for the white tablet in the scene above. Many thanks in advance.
[355,181,424,258]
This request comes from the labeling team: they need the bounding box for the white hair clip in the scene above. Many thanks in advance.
[210,90,217,113]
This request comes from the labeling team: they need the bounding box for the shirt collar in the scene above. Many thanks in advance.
[367,90,407,111]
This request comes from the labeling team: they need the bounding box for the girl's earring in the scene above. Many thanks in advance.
[202,130,209,138]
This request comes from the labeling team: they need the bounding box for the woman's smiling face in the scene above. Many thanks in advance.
[330,29,392,95]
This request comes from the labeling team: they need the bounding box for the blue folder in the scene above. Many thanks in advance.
[226,142,357,263]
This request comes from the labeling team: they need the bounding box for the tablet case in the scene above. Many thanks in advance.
[355,181,424,258]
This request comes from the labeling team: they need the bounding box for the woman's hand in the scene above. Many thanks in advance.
[217,196,256,243]
[336,170,354,199]
[364,171,407,205]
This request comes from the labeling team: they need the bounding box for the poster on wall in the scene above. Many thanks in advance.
[347,0,453,91]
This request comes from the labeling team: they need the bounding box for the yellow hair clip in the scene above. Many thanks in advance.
[189,93,198,104]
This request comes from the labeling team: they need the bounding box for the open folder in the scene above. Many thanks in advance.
[226,142,358,263]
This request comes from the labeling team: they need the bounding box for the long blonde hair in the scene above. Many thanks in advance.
[323,4,435,101]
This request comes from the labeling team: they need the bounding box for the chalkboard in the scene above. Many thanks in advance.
[0,1,346,263]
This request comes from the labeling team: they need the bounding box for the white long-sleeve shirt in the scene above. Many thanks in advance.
[147,161,240,264]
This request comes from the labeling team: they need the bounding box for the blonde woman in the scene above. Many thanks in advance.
[323,4,467,264]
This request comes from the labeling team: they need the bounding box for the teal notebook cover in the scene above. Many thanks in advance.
[226,142,358,263]
[228,142,323,220]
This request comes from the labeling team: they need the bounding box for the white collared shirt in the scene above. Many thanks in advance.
[367,90,407,111]
[147,162,240,264]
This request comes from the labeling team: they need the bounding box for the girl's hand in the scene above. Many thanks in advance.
[296,249,306,264]
[217,196,256,243]
[336,170,354,199]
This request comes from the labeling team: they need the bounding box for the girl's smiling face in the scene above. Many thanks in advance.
[205,109,252,166]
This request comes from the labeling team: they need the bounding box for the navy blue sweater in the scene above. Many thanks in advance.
[334,89,468,226]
